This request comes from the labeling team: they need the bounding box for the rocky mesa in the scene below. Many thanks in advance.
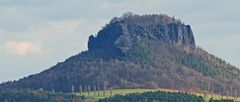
[1,13,239,96]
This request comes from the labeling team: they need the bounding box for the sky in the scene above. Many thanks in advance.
[0,0,240,83]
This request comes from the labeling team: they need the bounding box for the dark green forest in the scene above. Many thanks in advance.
[99,91,234,102]
[0,89,234,102]
[209,98,234,102]
[0,89,84,102]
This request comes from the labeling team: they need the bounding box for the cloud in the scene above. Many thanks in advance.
[2,41,42,56]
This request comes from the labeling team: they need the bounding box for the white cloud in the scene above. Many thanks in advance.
[2,41,42,56]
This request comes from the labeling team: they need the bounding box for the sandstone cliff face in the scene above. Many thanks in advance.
[88,14,195,53]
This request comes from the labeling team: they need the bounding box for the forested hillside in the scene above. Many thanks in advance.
[99,91,204,102]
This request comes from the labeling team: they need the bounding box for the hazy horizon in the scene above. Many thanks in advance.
[0,0,240,83]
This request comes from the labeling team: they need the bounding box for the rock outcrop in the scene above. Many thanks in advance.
[88,14,195,53]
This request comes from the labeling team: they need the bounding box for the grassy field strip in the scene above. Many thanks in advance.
[195,92,240,102]
[158,88,240,102]
[76,88,240,101]
[76,89,158,99]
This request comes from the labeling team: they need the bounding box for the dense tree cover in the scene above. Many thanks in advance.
[1,13,240,96]
[209,98,234,102]
[0,89,84,102]
[98,91,204,102]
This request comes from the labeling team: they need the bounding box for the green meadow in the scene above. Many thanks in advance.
[76,88,240,102]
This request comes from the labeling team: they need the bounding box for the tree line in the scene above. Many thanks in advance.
[98,91,234,102]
